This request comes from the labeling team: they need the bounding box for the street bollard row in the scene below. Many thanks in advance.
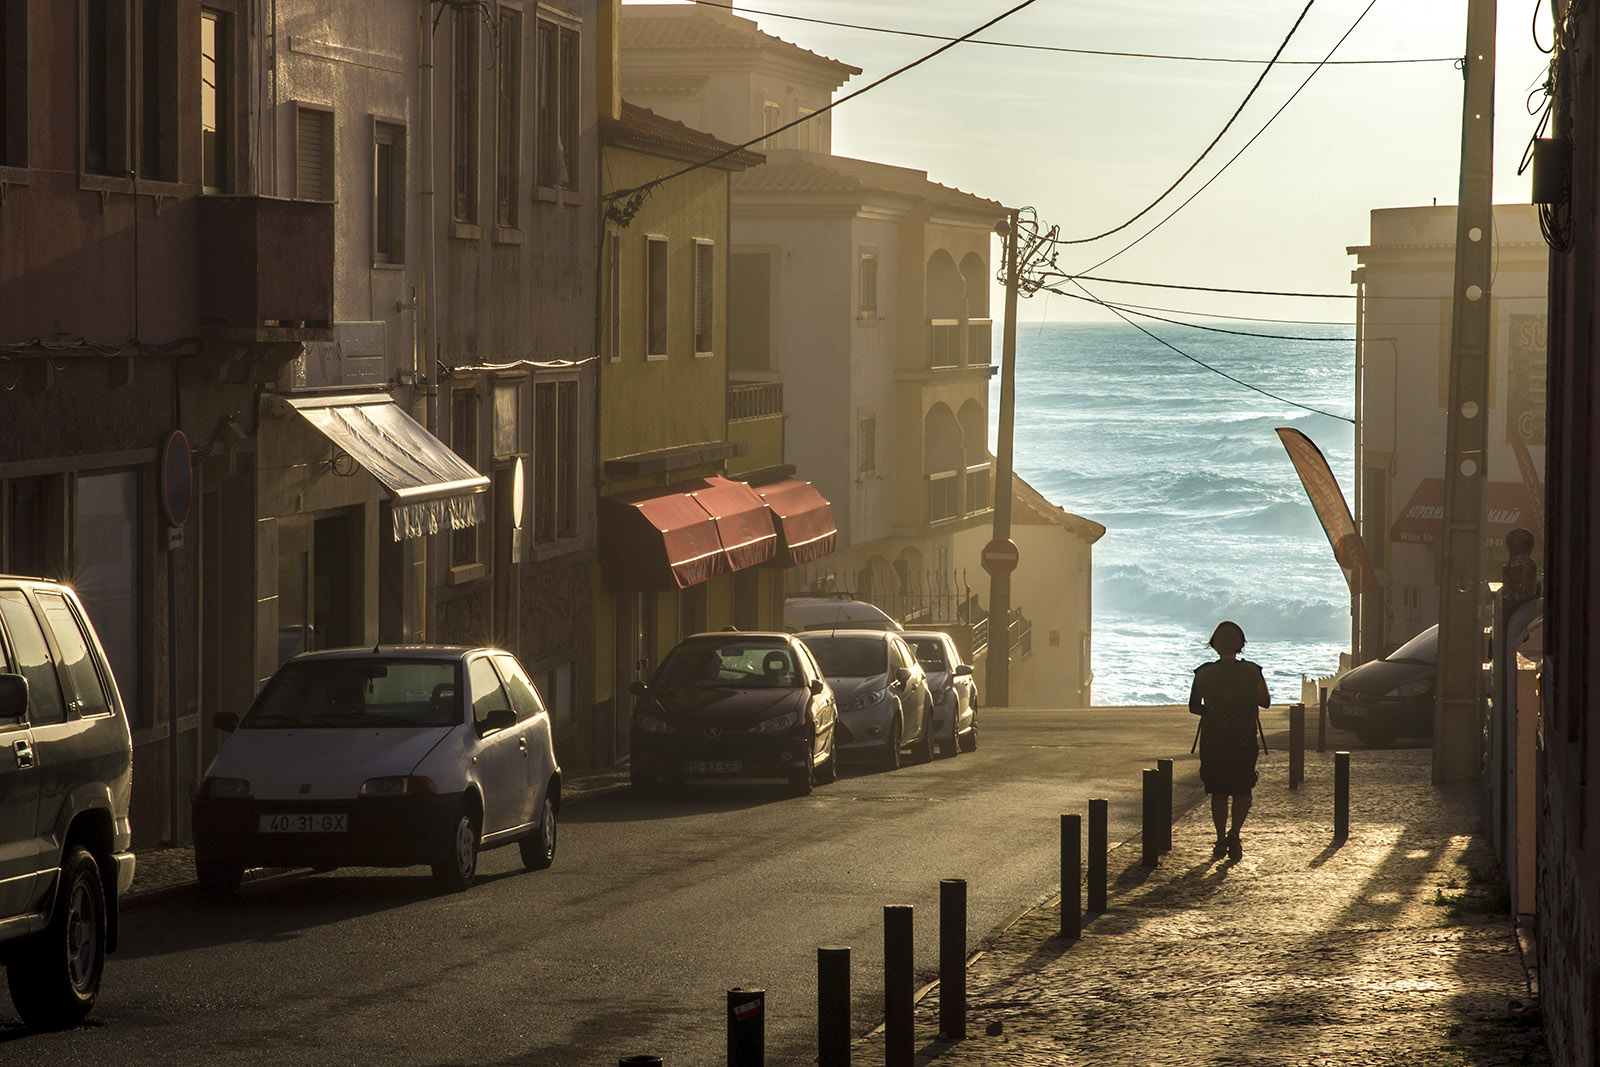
[1289,703,1306,790]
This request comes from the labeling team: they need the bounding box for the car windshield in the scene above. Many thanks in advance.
[907,638,948,672]
[799,637,888,679]
[1386,625,1439,665]
[654,641,799,689]
[243,659,462,729]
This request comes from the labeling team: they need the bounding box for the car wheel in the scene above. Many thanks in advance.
[519,788,558,870]
[880,715,903,772]
[938,708,960,759]
[817,728,838,785]
[195,845,244,899]
[958,718,978,753]
[6,846,106,1030]
[911,702,935,764]
[431,803,480,891]
[789,742,816,797]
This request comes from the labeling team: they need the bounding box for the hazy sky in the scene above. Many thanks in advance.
[668,0,1552,324]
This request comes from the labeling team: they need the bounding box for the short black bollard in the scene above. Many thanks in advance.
[884,905,914,1067]
[939,879,967,1040]
[1334,751,1350,841]
[1157,758,1173,853]
[727,988,764,1067]
[620,1058,662,1067]
[1317,685,1328,753]
[817,946,850,1067]
[1289,703,1305,789]
[1060,814,1081,939]
[1141,768,1158,867]
[1088,798,1108,913]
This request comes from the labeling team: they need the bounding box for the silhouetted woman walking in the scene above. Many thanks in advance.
[1189,621,1271,861]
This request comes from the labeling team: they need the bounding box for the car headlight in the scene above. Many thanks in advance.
[198,776,251,799]
[846,688,886,712]
[750,708,804,733]
[359,775,438,797]
[1387,679,1432,698]
[635,712,671,734]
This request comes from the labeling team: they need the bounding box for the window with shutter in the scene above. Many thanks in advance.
[858,415,877,477]
[797,107,823,153]
[693,240,714,355]
[494,7,521,228]
[452,10,479,223]
[859,252,878,319]
[295,105,333,200]
[761,101,780,149]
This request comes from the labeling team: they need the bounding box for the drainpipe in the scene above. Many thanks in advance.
[420,0,440,638]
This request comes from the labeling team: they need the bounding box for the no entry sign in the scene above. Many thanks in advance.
[981,537,1019,575]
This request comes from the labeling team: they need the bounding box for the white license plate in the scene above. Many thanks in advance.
[687,760,742,774]
[1341,707,1368,718]
[259,813,348,833]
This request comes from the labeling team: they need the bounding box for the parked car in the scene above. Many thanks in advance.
[193,646,561,895]
[1327,624,1438,746]
[783,596,902,633]
[0,576,136,1029]
[903,630,978,757]
[629,632,838,795]
[795,630,934,770]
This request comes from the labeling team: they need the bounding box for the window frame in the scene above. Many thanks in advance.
[692,238,715,358]
[451,6,481,230]
[372,118,406,266]
[449,387,483,577]
[645,234,669,361]
[858,249,879,321]
[494,3,522,234]
[533,7,580,197]
[293,102,335,202]
[1,0,28,173]
[199,7,231,193]
[606,229,622,363]
[532,373,584,548]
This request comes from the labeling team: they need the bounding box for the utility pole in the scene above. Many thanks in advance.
[1436,0,1497,783]
[986,209,1021,707]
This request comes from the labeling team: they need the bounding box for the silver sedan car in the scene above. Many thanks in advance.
[796,630,934,771]
[903,630,977,757]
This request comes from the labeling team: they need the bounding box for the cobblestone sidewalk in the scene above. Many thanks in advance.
[850,746,1548,1067]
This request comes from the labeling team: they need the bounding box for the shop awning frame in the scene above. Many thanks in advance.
[755,478,837,567]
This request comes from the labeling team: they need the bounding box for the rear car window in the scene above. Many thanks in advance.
[798,637,888,678]
[244,659,461,728]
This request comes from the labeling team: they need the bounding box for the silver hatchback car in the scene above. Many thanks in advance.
[903,630,977,757]
[796,630,933,771]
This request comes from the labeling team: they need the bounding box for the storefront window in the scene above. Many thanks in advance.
[74,470,141,723]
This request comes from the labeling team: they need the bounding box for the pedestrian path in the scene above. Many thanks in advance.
[849,744,1548,1066]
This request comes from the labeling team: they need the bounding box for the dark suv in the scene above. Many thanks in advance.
[0,576,135,1028]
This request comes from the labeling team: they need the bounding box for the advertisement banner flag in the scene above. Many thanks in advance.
[1275,427,1378,595]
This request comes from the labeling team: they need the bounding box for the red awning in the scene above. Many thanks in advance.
[1389,478,1538,547]
[689,476,778,572]
[756,478,837,566]
[599,485,726,590]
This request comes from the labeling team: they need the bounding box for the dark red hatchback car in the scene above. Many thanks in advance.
[629,633,839,795]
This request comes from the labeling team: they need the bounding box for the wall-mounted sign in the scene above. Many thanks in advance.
[161,430,192,528]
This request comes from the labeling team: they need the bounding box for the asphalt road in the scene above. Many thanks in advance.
[0,706,1223,1066]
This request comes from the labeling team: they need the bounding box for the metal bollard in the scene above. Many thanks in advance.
[817,946,851,1067]
[1289,703,1305,789]
[1334,751,1350,841]
[727,988,764,1067]
[1157,758,1173,853]
[1088,798,1108,913]
[1317,686,1328,753]
[1060,814,1081,939]
[1141,769,1158,867]
[620,1058,662,1067]
[939,879,967,1040]
[884,905,914,1067]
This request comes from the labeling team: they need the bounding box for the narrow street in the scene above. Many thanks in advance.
[1,707,1211,1066]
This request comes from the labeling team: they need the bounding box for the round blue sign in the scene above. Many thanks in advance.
[161,430,192,527]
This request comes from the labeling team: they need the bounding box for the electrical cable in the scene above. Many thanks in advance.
[1053,279,1354,423]
[1052,274,1356,299]
[1069,0,1382,275]
[604,0,1047,221]
[686,0,1457,66]
[1071,298,1352,326]
[1054,0,1320,245]
[1042,287,1352,341]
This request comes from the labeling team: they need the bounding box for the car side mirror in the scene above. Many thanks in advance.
[0,673,28,721]
[213,711,240,733]
[809,678,824,695]
[635,657,650,674]
[629,680,649,697]
[480,708,517,734]
[953,664,974,677]
[895,667,911,686]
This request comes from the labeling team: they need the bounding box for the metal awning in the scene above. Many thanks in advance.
[689,476,778,572]
[285,394,488,541]
[1389,478,1537,548]
[598,476,778,590]
[754,478,836,566]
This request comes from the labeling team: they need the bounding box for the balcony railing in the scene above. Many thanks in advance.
[926,469,961,523]
[728,380,784,421]
[198,195,334,335]
[968,319,993,366]
[928,320,961,368]
[965,462,991,514]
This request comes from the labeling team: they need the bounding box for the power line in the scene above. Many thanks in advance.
[1053,279,1355,423]
[1057,274,1357,299]
[691,0,1457,66]
[1070,298,1352,327]
[1076,0,1382,275]
[1055,0,1320,245]
[1043,288,1352,341]
[604,0,1046,221]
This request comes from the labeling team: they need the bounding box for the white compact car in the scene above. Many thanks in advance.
[193,646,561,895]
